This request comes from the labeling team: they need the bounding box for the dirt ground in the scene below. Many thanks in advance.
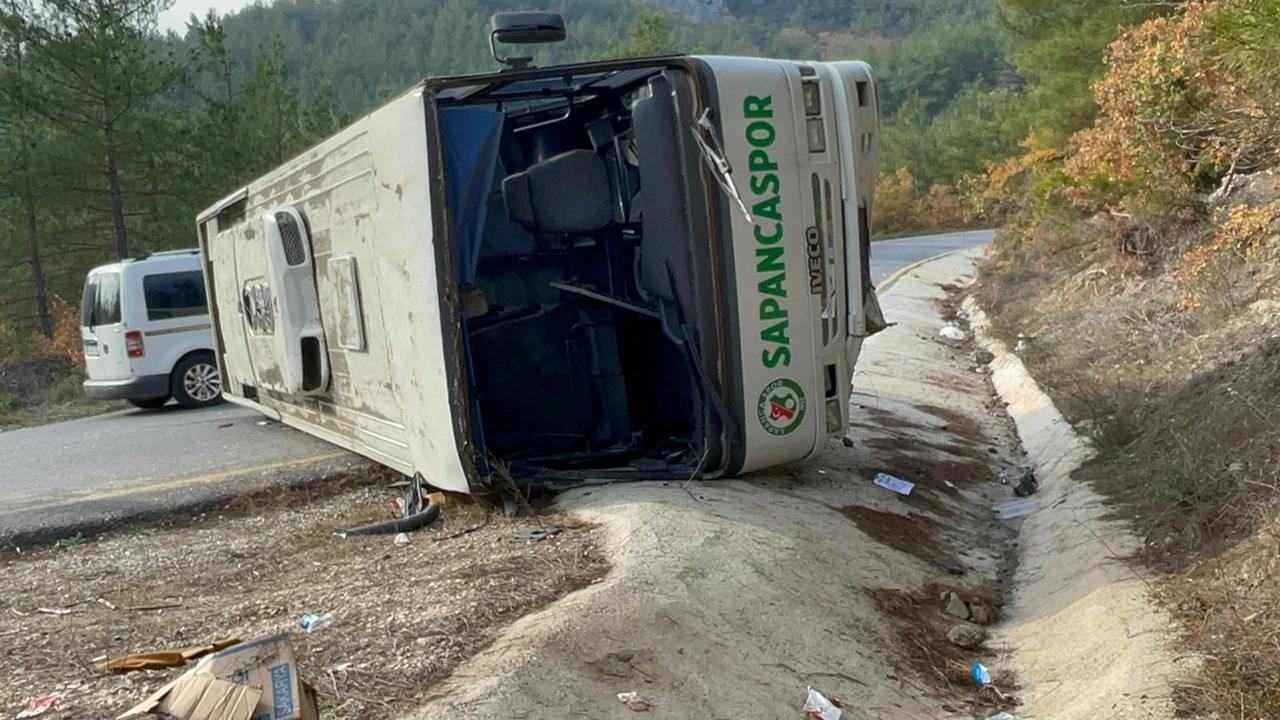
[0,477,607,720]
[401,251,1033,720]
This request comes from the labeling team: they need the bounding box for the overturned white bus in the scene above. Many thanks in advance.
[195,13,884,494]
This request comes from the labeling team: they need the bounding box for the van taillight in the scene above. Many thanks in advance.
[125,331,145,358]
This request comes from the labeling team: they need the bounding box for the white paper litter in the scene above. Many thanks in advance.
[803,687,842,720]
[873,473,915,496]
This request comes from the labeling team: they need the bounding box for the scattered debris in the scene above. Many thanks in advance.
[329,662,353,673]
[803,687,844,720]
[944,592,971,621]
[97,651,186,674]
[933,557,965,576]
[118,634,318,720]
[971,663,991,685]
[217,422,234,429]
[341,474,440,537]
[1013,335,1031,357]
[940,325,967,343]
[512,528,561,544]
[1012,469,1039,498]
[947,623,986,649]
[299,613,332,633]
[393,533,411,547]
[993,499,1040,519]
[15,696,59,719]
[124,601,183,612]
[181,638,242,662]
[943,480,959,491]
[986,712,1018,720]
[616,692,650,712]
[35,607,75,616]
[256,420,270,426]
[872,473,915,496]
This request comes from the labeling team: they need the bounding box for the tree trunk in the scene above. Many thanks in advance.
[103,120,130,260]
[24,186,52,338]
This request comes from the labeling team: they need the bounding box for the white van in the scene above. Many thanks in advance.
[197,13,884,494]
[80,249,223,409]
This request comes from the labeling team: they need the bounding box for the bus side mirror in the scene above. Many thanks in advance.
[489,12,565,70]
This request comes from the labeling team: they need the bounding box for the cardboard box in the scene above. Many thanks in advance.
[119,635,318,720]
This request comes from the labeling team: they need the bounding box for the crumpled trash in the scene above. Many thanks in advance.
[16,696,60,718]
[616,691,650,711]
[940,325,966,342]
[803,687,844,720]
[1012,469,1039,498]
[394,533,411,547]
[971,663,992,685]
[299,612,332,632]
[987,713,1019,720]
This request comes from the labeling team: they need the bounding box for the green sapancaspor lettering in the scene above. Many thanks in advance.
[754,222,783,245]
[744,94,790,369]
[756,246,785,273]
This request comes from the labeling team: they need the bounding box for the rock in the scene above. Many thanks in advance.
[947,622,987,649]
[944,592,971,620]
[969,602,1000,626]
[973,349,995,365]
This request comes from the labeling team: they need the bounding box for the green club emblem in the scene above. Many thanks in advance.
[757,378,807,436]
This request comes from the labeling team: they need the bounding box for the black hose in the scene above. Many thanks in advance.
[341,502,441,536]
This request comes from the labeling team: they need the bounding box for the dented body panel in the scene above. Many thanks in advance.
[197,87,470,493]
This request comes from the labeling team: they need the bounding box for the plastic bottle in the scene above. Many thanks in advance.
[300,613,332,632]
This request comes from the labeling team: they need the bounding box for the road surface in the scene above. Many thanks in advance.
[870,229,995,287]
[0,229,993,545]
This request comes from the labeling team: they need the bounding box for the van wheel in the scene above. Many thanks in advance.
[172,353,223,409]
[127,396,170,410]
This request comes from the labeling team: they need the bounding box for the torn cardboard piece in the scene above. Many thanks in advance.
[120,675,262,720]
[181,638,243,662]
[97,651,187,673]
[98,638,243,674]
[118,634,318,720]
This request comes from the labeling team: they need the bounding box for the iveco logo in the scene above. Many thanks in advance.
[806,226,824,296]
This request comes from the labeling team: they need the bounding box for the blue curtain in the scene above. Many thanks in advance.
[438,107,504,285]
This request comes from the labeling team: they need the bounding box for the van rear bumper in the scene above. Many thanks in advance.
[83,374,170,400]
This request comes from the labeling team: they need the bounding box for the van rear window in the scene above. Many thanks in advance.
[143,271,208,321]
[81,273,122,327]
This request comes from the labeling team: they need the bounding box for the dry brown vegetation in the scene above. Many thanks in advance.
[0,478,608,720]
[974,191,1280,716]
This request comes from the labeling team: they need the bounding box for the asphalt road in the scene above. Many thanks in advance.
[870,229,996,287]
[0,404,369,546]
[0,229,993,546]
